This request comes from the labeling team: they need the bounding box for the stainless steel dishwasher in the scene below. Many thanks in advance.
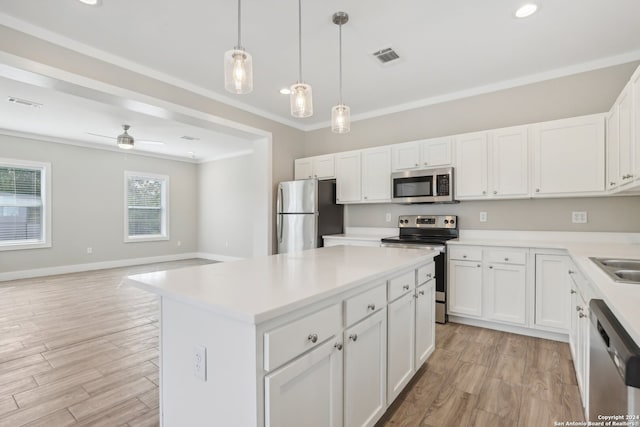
[589,299,640,421]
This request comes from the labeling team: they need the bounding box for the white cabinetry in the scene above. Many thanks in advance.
[362,147,391,202]
[344,309,387,427]
[632,68,640,183]
[415,279,435,367]
[335,152,362,203]
[448,247,483,317]
[391,138,452,171]
[607,105,621,190]
[484,249,527,325]
[455,127,528,199]
[265,338,343,427]
[534,254,571,332]
[295,155,336,180]
[531,114,605,196]
[567,262,591,409]
[387,291,415,403]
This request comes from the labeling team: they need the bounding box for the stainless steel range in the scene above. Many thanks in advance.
[381,215,458,324]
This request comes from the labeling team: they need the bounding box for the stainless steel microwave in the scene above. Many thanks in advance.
[391,167,455,204]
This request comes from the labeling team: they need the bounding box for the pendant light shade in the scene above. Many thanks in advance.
[331,11,350,133]
[117,124,134,150]
[224,0,253,94]
[290,0,313,118]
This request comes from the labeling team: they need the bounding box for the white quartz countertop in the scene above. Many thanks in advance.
[322,234,390,242]
[323,227,397,242]
[449,236,640,345]
[127,245,435,325]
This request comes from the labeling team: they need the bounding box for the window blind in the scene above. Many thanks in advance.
[0,165,43,242]
[127,175,166,237]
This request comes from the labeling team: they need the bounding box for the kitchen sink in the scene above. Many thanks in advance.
[590,258,640,284]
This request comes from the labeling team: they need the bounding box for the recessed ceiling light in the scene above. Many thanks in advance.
[515,4,538,18]
[78,0,102,6]
[279,88,291,95]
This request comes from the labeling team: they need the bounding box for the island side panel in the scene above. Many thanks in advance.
[161,297,259,427]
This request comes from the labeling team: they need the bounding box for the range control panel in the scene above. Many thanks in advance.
[398,215,457,229]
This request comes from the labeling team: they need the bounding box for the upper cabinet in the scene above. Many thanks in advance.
[607,86,633,191]
[391,137,452,172]
[531,114,605,197]
[335,151,362,203]
[294,155,335,180]
[633,68,640,184]
[336,148,391,204]
[455,126,528,200]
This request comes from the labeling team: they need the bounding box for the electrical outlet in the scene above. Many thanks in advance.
[385,213,392,222]
[193,345,207,381]
[572,211,588,224]
[177,240,182,247]
[86,247,92,254]
[479,212,488,223]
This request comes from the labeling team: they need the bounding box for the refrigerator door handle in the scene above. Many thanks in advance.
[278,185,284,214]
[277,214,283,243]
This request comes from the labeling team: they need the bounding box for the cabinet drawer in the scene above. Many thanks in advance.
[388,270,415,301]
[417,262,435,285]
[344,283,386,327]
[448,246,482,261]
[264,304,341,371]
[485,249,527,265]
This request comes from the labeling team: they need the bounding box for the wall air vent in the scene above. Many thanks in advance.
[371,47,400,64]
[7,96,43,108]
[180,135,200,141]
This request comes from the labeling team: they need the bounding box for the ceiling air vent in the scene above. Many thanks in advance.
[7,96,43,108]
[371,47,400,64]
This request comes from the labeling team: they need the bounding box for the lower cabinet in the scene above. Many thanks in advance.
[415,280,435,366]
[387,291,415,404]
[534,254,571,332]
[448,260,483,317]
[485,262,526,325]
[344,309,387,427]
[265,338,343,427]
[568,264,591,408]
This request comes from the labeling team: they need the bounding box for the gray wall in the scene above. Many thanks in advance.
[0,134,198,273]
[198,153,255,258]
[304,62,640,232]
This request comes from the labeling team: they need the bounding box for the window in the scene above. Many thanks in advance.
[125,172,169,242]
[0,159,51,251]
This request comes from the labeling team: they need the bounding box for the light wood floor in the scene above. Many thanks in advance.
[376,322,585,427]
[0,259,213,427]
[1,260,584,426]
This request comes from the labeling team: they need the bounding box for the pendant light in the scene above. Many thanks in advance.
[224,0,253,94]
[117,124,134,150]
[331,11,350,133]
[290,0,313,117]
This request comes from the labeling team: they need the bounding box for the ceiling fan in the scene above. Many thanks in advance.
[86,130,165,146]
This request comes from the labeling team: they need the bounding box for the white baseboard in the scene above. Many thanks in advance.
[0,252,203,282]
[196,252,245,263]
[448,315,570,343]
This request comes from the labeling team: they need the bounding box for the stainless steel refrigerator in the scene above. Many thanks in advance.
[276,179,344,254]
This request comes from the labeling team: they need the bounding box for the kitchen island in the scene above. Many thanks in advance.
[127,245,437,427]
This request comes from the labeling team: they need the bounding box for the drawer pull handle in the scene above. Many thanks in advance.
[568,270,576,275]
[576,306,582,312]
[426,273,432,278]
[477,264,481,268]
[570,289,576,294]
[307,334,318,343]
[403,284,410,290]
[579,313,587,319]
[489,266,493,269]
[367,303,376,311]
[463,255,467,259]
[349,334,358,342]
[419,290,425,296]
[504,257,509,261]
[334,343,343,351]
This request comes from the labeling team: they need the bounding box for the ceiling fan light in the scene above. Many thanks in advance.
[331,104,350,134]
[117,124,135,150]
[224,48,253,94]
[290,83,313,118]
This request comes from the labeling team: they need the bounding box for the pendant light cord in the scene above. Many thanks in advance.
[237,0,242,48]
[298,0,303,83]
[339,22,343,105]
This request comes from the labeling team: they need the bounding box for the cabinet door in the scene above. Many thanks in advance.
[420,137,452,168]
[577,292,590,404]
[415,281,435,368]
[295,158,313,180]
[362,147,391,202]
[531,115,605,195]
[489,127,528,197]
[632,69,640,179]
[391,142,420,171]
[569,284,578,361]
[617,86,634,185]
[485,263,526,325]
[344,309,387,427]
[265,338,343,427]
[387,292,415,404]
[448,260,483,317]
[455,132,488,198]
[314,155,336,179]
[534,254,571,331]
[606,106,620,190]
[335,152,362,203]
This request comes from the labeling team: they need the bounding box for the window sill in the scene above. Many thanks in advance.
[124,235,170,243]
[0,241,51,252]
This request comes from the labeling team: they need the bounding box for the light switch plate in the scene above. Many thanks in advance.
[193,345,207,381]
[572,211,588,224]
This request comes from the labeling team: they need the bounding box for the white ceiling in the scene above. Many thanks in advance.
[1,0,640,131]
